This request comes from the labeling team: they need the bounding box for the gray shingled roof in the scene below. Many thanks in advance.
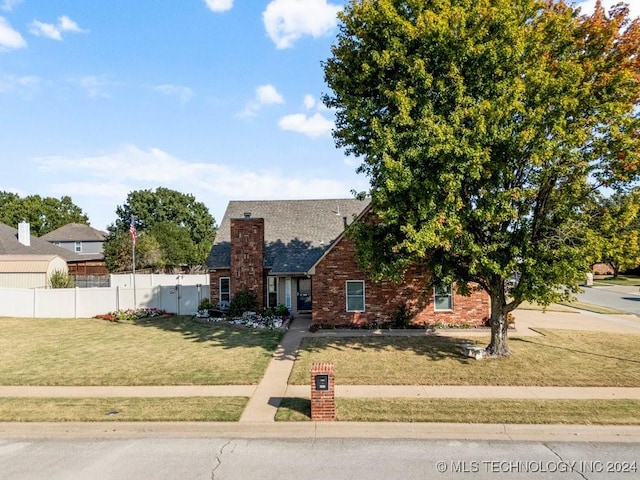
[41,223,106,242]
[0,223,85,262]
[206,198,370,274]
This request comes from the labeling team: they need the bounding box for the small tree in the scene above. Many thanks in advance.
[49,269,74,288]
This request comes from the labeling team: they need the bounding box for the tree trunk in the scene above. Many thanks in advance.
[485,290,511,357]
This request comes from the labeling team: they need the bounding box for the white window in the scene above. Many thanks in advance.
[434,283,453,311]
[74,241,82,253]
[346,280,365,312]
[219,277,230,304]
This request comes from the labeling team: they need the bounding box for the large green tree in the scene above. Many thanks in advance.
[0,192,89,236]
[104,187,216,272]
[588,188,640,278]
[324,0,640,355]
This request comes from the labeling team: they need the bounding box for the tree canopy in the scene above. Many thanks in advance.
[587,188,640,277]
[104,187,216,272]
[0,191,89,236]
[323,0,640,355]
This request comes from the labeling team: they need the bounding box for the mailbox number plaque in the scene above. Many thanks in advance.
[315,374,329,391]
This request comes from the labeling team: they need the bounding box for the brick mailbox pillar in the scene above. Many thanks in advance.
[310,362,335,421]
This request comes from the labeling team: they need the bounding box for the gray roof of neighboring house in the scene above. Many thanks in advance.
[0,223,85,262]
[41,223,106,242]
[206,198,371,274]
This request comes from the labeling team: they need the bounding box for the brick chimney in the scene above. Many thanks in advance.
[230,215,265,310]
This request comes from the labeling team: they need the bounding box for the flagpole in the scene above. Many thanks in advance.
[130,215,137,309]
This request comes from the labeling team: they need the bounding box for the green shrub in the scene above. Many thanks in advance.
[49,269,75,289]
[228,287,259,317]
[198,298,212,311]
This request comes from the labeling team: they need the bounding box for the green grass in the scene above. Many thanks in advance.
[0,397,247,422]
[515,302,575,312]
[289,330,640,387]
[557,300,630,315]
[276,398,640,424]
[0,316,282,385]
[593,275,640,287]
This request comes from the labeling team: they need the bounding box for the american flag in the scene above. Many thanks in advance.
[129,217,137,245]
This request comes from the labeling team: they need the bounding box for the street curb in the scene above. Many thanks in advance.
[1,422,639,443]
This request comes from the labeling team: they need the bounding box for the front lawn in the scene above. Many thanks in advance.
[0,397,247,422]
[0,316,282,385]
[593,275,640,287]
[289,330,640,386]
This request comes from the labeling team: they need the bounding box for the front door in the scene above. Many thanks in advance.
[297,278,312,311]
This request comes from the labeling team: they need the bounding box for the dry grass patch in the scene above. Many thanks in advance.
[289,330,640,386]
[0,397,247,422]
[0,317,282,385]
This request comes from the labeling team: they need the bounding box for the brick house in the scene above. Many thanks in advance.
[206,199,489,327]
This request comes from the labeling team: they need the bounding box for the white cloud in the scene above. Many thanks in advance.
[36,144,360,227]
[0,16,26,50]
[29,15,87,41]
[154,84,194,103]
[278,112,333,138]
[204,0,233,13]
[256,84,284,105]
[303,94,316,110]
[263,0,341,49]
[0,74,40,94]
[237,83,285,118]
[71,75,114,98]
[1,0,22,12]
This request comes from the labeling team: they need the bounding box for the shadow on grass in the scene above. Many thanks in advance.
[298,335,481,363]
[133,315,283,352]
[512,336,640,365]
[276,398,311,421]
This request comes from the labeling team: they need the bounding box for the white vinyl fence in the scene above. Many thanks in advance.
[0,284,210,319]
[109,273,209,288]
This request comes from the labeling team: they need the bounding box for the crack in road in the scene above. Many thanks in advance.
[211,440,232,480]
[544,443,589,480]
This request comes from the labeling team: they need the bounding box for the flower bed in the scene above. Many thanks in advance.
[94,308,173,323]
[193,310,289,330]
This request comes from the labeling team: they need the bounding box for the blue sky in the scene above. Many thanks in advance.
[0,1,637,230]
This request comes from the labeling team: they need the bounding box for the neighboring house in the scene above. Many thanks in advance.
[0,254,68,288]
[0,222,81,288]
[206,199,489,327]
[0,222,88,286]
[41,223,108,275]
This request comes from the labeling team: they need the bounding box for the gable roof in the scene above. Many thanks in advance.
[40,223,106,242]
[0,254,65,273]
[207,198,370,275]
[0,223,85,262]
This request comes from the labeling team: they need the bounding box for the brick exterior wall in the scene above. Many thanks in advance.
[230,218,265,311]
[209,217,266,310]
[312,235,490,328]
[310,362,336,421]
[209,268,231,306]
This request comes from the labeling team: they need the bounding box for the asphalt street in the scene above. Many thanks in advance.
[576,286,640,315]
[1,437,638,480]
